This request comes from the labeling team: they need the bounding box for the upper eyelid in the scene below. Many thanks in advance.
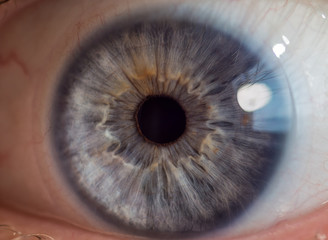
[0,0,39,27]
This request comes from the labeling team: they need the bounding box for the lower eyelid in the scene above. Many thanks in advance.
[0,207,130,240]
[1,204,328,240]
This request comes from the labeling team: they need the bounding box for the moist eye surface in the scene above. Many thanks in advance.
[51,17,292,238]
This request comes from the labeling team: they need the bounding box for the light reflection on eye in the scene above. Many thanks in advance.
[237,83,272,112]
[0,0,328,240]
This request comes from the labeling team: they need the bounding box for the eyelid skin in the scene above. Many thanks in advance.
[0,0,37,24]
[0,0,328,240]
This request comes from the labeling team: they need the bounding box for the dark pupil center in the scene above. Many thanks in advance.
[136,95,186,144]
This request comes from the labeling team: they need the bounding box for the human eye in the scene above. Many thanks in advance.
[0,0,328,239]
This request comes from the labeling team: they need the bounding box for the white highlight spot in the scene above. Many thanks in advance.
[282,35,290,45]
[272,43,286,58]
[316,233,327,240]
[237,83,272,112]
[322,14,327,19]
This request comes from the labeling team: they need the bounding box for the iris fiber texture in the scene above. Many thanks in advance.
[52,19,287,237]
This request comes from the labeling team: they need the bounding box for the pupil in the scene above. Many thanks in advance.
[136,95,186,144]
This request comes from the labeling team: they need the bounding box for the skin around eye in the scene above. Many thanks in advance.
[0,0,328,240]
